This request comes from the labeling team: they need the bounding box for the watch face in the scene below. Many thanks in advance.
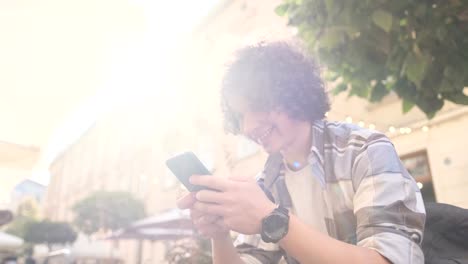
[264,214,288,240]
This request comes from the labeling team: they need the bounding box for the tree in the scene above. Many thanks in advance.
[276,0,468,118]
[72,191,146,235]
[23,220,77,251]
[5,198,40,238]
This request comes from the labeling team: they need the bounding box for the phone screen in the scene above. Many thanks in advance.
[165,152,211,192]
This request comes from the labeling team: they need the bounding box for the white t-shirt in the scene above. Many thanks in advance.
[237,163,329,264]
[284,162,328,234]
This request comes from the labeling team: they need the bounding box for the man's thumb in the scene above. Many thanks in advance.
[176,193,196,209]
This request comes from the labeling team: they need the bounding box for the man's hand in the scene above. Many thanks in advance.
[190,175,276,235]
[177,192,230,240]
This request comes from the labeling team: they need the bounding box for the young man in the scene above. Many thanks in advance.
[178,42,425,264]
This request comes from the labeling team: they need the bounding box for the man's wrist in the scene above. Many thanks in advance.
[258,202,277,227]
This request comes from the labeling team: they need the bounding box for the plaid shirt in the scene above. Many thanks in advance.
[235,120,426,264]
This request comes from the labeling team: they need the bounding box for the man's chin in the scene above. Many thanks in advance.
[262,144,281,154]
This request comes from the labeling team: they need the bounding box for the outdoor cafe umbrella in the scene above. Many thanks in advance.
[107,228,193,241]
[130,208,192,230]
[105,208,194,242]
[0,232,23,250]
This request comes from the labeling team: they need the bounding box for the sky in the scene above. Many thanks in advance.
[0,0,220,185]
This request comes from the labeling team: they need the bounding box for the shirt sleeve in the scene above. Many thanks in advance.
[352,136,426,264]
[234,234,283,264]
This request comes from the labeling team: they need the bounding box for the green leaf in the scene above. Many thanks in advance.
[372,9,393,32]
[399,19,407,26]
[323,71,340,82]
[404,52,431,87]
[370,82,390,102]
[436,27,448,41]
[426,111,436,119]
[332,82,348,95]
[402,99,415,113]
[276,0,468,118]
[439,78,454,93]
[325,0,335,16]
[318,28,344,50]
[275,3,289,16]
[445,93,468,105]
[349,81,370,98]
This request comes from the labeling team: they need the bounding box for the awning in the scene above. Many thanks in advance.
[130,208,192,229]
[107,208,194,241]
[107,228,193,241]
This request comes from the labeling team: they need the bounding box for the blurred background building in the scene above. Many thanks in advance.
[0,142,40,211]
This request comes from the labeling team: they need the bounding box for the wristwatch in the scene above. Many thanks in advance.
[260,205,290,243]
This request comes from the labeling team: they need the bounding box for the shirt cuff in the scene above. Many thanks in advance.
[358,232,424,264]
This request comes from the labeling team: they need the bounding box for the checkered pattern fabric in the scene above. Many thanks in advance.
[235,120,426,264]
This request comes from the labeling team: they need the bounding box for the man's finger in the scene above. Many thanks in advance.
[190,175,230,191]
[214,217,227,230]
[176,193,196,209]
[191,209,221,222]
[229,175,254,182]
[193,201,226,216]
[190,209,203,219]
[197,215,220,225]
[195,190,226,204]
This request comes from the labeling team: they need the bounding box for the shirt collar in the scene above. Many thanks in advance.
[263,119,327,189]
[308,119,326,188]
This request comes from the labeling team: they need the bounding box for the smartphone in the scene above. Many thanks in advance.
[165,151,212,192]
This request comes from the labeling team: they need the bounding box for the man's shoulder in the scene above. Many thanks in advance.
[322,120,389,147]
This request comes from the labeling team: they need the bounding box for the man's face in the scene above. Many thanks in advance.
[228,97,302,154]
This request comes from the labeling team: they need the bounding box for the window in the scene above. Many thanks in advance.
[401,151,436,203]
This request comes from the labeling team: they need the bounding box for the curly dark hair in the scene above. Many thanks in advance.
[221,41,330,134]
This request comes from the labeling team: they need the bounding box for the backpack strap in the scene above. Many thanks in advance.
[258,152,293,208]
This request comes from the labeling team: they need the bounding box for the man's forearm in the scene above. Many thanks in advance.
[212,234,244,264]
[279,214,390,264]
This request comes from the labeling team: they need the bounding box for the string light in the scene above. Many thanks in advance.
[328,111,432,136]
[325,112,329,117]
[398,127,412,134]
